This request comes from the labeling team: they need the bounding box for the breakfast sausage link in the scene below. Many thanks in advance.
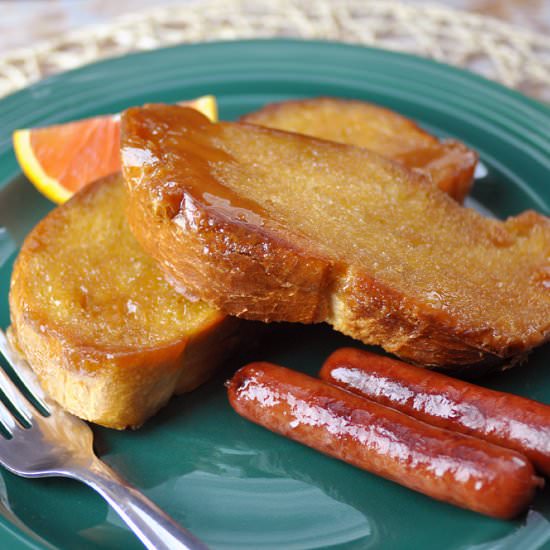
[320,348,550,476]
[227,362,542,519]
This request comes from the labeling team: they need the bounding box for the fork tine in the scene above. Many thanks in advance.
[0,398,17,435]
[0,366,33,426]
[0,329,49,413]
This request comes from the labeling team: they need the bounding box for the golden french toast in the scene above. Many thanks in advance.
[121,105,550,371]
[241,97,477,202]
[9,173,238,429]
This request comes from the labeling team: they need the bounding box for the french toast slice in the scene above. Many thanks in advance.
[121,105,550,371]
[9,173,239,429]
[241,97,477,202]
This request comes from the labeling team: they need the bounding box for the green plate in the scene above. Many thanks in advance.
[1,39,550,550]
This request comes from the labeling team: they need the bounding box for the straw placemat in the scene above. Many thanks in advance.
[1,0,549,102]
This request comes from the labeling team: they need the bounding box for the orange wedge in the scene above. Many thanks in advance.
[13,95,218,203]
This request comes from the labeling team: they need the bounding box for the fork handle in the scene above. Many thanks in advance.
[74,458,209,550]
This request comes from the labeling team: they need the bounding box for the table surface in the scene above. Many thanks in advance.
[1,0,549,54]
[0,0,548,103]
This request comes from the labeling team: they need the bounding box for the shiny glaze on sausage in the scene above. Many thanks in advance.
[227,362,542,519]
[320,347,550,476]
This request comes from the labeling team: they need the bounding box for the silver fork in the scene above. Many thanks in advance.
[0,329,208,550]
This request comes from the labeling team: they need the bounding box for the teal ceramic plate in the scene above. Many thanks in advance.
[1,39,550,550]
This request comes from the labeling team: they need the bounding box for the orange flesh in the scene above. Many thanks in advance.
[30,116,121,192]
[122,105,550,341]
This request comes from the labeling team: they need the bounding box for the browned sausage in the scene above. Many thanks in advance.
[320,347,550,477]
[227,362,542,519]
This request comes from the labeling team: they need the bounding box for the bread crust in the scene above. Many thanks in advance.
[129,180,332,323]
[9,174,239,429]
[328,270,504,368]
[241,97,477,202]
[8,311,237,429]
[121,105,550,372]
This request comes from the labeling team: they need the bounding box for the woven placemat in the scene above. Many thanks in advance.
[1,0,549,102]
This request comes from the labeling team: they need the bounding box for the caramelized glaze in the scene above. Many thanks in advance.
[11,172,218,350]
[120,104,550,367]
[9,173,234,428]
[122,105,270,228]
